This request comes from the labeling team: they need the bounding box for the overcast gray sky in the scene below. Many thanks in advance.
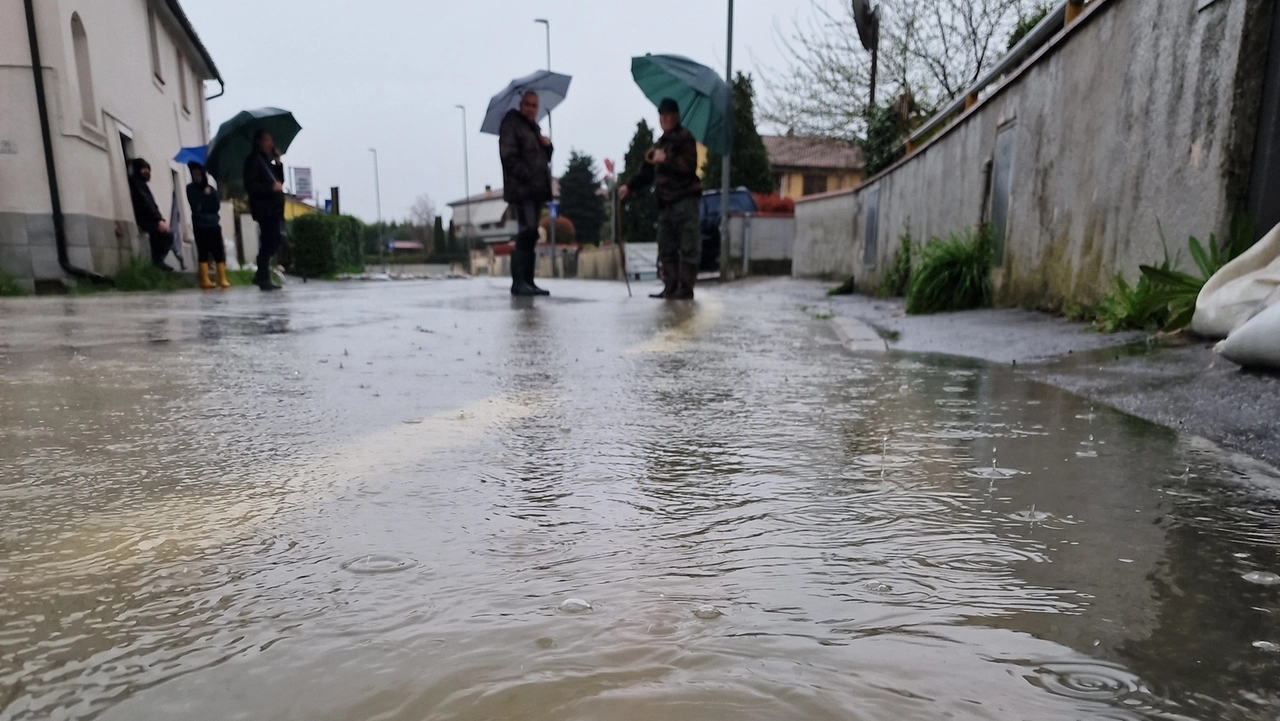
[183,0,827,226]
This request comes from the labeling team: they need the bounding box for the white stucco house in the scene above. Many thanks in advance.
[1,0,222,292]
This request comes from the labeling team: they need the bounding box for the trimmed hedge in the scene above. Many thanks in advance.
[288,214,365,278]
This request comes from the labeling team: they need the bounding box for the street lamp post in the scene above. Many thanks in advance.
[369,147,384,271]
[455,104,472,275]
[720,0,734,282]
[534,17,557,278]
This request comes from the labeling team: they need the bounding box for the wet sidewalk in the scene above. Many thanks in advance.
[808,280,1280,466]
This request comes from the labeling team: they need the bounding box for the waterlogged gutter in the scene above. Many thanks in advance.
[795,0,1120,207]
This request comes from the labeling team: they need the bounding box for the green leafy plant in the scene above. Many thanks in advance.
[1137,217,1255,331]
[1094,271,1169,333]
[905,226,993,314]
[1007,3,1053,51]
[878,232,913,297]
[0,269,28,296]
[113,255,198,292]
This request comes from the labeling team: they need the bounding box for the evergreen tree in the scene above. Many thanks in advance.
[432,216,446,256]
[447,219,457,254]
[559,151,605,245]
[702,72,775,194]
[620,120,659,245]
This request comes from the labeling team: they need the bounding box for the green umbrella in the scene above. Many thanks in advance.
[205,107,301,198]
[630,54,730,154]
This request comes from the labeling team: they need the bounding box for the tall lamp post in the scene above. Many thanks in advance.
[455,104,472,274]
[720,0,734,283]
[369,147,384,270]
[534,17,558,278]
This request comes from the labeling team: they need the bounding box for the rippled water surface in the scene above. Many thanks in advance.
[2,279,1279,720]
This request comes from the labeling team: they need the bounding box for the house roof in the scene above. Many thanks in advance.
[164,0,222,83]
[447,180,561,208]
[762,135,864,172]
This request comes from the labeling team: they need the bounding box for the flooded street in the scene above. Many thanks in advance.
[2,278,1279,721]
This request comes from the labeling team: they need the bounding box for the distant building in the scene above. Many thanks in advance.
[446,181,560,246]
[763,135,864,199]
[1,0,222,291]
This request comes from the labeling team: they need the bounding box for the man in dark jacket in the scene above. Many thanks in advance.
[187,162,229,289]
[128,158,175,271]
[619,98,703,300]
[499,90,553,296]
[243,130,286,291]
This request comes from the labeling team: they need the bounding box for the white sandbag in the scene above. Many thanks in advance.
[1191,223,1280,339]
[1217,301,1280,371]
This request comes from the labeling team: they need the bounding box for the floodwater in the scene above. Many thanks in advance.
[1,278,1278,721]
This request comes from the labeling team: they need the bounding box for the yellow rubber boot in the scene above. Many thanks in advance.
[215,262,231,289]
[198,262,215,290]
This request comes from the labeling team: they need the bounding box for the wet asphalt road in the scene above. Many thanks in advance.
[1,277,1279,721]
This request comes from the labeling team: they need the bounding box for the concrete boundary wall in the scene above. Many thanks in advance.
[793,0,1272,308]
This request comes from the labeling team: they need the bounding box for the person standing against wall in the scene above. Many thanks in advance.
[186,162,230,289]
[128,158,175,271]
[243,130,285,291]
[499,90,553,296]
[618,98,703,300]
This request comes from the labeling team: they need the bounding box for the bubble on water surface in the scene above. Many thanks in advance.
[535,637,556,649]
[558,598,592,613]
[694,605,722,619]
[1254,641,1280,652]
[1242,571,1280,586]
[340,553,418,575]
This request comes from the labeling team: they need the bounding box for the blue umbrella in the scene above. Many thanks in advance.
[173,145,208,166]
[480,70,572,135]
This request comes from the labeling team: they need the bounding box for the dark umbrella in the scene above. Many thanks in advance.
[479,70,572,135]
[630,54,730,154]
[204,108,301,197]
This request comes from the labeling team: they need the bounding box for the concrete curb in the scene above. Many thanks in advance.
[831,317,888,353]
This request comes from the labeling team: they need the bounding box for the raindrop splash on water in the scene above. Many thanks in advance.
[339,553,418,575]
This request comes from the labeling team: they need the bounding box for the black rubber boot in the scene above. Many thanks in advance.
[255,258,280,291]
[651,261,680,298]
[672,262,698,300]
[525,249,550,296]
[510,246,538,296]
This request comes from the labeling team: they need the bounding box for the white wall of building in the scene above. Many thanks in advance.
[0,0,218,287]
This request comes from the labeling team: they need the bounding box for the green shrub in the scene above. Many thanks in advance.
[336,215,365,269]
[1094,272,1168,332]
[878,232,913,297]
[0,269,28,296]
[905,226,993,314]
[289,214,340,278]
[288,214,365,278]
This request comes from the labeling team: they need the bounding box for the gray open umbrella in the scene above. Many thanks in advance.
[479,70,572,135]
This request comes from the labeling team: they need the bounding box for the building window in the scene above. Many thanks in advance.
[177,49,189,112]
[802,173,828,196]
[71,14,95,126]
[148,9,163,83]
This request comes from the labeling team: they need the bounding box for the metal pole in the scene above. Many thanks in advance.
[369,148,383,270]
[456,104,472,275]
[535,18,557,278]
[719,0,734,283]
